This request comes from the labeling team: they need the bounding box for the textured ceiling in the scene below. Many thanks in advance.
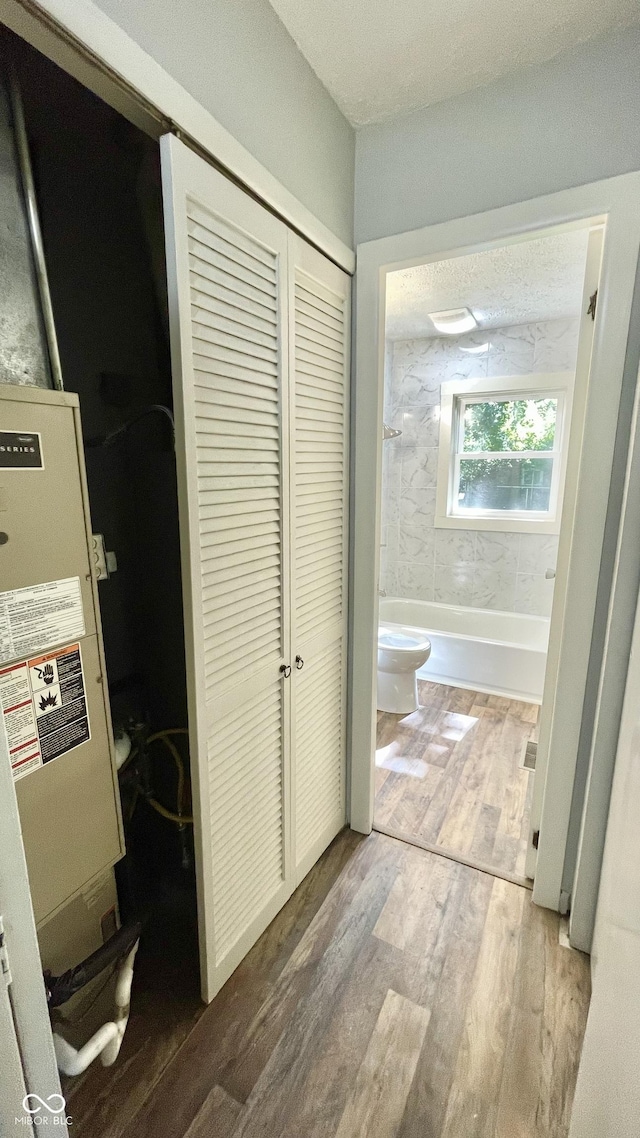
[385,229,590,341]
[267,0,640,126]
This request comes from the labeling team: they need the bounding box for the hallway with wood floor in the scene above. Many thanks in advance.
[67,829,590,1138]
[375,680,538,881]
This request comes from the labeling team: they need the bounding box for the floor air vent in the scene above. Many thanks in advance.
[521,740,538,771]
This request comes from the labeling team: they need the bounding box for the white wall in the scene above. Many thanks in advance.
[355,27,640,244]
[569,577,640,1137]
[91,0,355,246]
[380,319,579,615]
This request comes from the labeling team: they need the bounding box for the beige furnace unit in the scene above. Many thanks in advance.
[0,384,123,961]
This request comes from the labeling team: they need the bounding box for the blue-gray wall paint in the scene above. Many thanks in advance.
[92,0,355,246]
[355,27,640,244]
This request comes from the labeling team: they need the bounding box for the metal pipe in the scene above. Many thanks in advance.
[7,67,64,391]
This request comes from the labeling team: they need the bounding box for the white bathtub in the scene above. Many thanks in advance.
[379,597,549,704]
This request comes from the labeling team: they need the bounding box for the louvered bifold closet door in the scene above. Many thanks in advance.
[161,136,293,1002]
[290,234,350,881]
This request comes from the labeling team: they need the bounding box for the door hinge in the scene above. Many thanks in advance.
[587,289,598,321]
[0,916,12,989]
[532,830,540,850]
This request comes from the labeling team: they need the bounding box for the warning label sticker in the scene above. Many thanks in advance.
[0,661,40,779]
[0,643,91,781]
[0,577,85,667]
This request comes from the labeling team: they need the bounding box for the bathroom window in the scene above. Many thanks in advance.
[435,373,572,533]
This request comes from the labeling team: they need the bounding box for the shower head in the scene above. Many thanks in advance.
[383,423,402,440]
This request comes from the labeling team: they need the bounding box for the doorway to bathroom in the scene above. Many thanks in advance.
[373,223,601,886]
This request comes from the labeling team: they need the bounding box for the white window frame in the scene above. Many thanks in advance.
[435,372,574,534]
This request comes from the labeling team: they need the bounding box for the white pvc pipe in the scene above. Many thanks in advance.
[101,941,139,1067]
[52,940,139,1077]
[53,1024,118,1078]
[114,732,132,770]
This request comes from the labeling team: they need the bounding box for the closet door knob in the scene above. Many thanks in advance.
[280,664,291,678]
[295,655,304,670]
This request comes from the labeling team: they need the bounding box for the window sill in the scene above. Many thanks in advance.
[434,513,560,535]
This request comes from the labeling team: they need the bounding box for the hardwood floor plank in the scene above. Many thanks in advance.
[469,802,502,862]
[428,709,501,851]
[376,711,400,747]
[414,717,483,845]
[397,866,495,1138]
[227,840,401,1138]
[515,776,534,877]
[494,893,549,1138]
[492,757,531,875]
[371,769,412,828]
[538,907,591,1137]
[375,765,391,794]
[225,841,465,1138]
[276,934,420,1138]
[334,990,431,1138]
[386,766,443,836]
[518,700,540,725]
[485,709,533,873]
[371,839,480,1014]
[482,709,525,811]
[183,1086,243,1138]
[405,861,478,1012]
[119,830,365,1138]
[440,877,525,1137]
[439,686,478,715]
[221,834,400,1104]
[373,845,458,953]
[415,681,451,709]
[486,694,512,713]
[495,897,590,1137]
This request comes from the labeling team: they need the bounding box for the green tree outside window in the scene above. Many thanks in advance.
[458,398,558,512]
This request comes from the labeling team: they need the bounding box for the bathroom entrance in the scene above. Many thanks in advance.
[373,223,601,887]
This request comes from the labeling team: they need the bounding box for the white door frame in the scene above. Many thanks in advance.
[349,171,640,914]
[0,722,67,1133]
[570,358,640,952]
[524,222,604,887]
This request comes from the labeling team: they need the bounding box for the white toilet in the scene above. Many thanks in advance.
[377,624,432,714]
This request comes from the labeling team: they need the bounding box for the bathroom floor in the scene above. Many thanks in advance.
[375,680,538,881]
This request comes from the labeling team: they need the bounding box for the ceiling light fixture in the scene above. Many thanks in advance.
[429,307,478,335]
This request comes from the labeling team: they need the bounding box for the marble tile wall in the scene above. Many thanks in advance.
[380,319,580,616]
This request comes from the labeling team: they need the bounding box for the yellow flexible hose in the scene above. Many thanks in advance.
[147,731,187,817]
[147,796,193,825]
[120,728,193,825]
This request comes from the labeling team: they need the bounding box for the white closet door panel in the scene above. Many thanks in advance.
[161,135,293,1002]
[206,679,285,961]
[290,234,350,879]
[294,640,345,876]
